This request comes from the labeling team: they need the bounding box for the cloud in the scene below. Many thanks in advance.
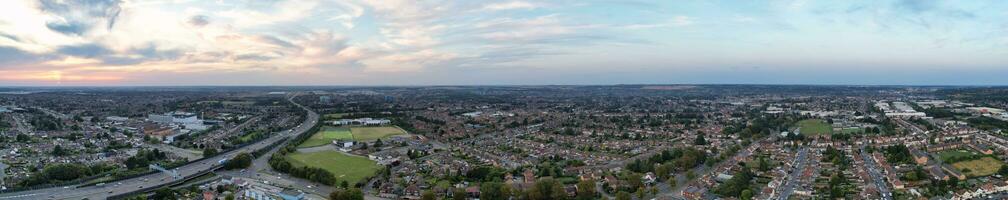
[38,0,123,34]
[893,0,935,13]
[483,1,539,11]
[2,0,1008,85]
[45,22,88,35]
[671,16,694,26]
[56,44,111,58]
[0,46,45,66]
[187,15,209,27]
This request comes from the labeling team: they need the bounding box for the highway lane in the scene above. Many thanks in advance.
[0,95,318,200]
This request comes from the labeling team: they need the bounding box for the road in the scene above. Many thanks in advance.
[775,147,809,200]
[860,146,893,200]
[0,94,319,200]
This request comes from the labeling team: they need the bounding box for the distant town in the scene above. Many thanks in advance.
[1,85,1008,200]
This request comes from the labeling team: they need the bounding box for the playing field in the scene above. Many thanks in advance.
[299,127,352,148]
[952,157,1003,177]
[938,149,979,163]
[285,150,382,185]
[323,113,348,119]
[350,126,407,141]
[837,127,863,134]
[798,119,832,136]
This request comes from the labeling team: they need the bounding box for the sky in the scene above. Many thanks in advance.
[0,0,1007,86]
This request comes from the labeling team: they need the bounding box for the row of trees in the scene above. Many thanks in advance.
[329,188,364,200]
[17,163,116,187]
[268,123,345,186]
[714,166,754,199]
[416,178,597,200]
[881,145,913,165]
[28,112,63,131]
[125,149,168,169]
[625,147,707,175]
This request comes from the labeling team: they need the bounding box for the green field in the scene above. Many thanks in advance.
[299,127,352,148]
[350,126,407,141]
[952,157,1004,177]
[285,150,382,185]
[938,149,980,163]
[797,119,832,136]
[837,127,863,134]
[323,113,348,119]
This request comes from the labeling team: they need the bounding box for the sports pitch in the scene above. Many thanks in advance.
[285,150,382,185]
[350,126,407,141]
[299,126,352,147]
[952,157,1003,177]
[798,119,832,136]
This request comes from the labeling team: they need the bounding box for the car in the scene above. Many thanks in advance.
[108,191,114,194]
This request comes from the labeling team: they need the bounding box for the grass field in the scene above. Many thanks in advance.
[952,157,1003,177]
[350,126,407,141]
[323,113,348,119]
[837,127,863,134]
[299,127,352,148]
[285,150,382,185]
[797,119,832,136]
[938,149,979,163]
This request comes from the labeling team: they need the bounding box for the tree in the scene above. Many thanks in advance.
[714,167,754,198]
[694,134,707,145]
[999,164,1008,176]
[16,133,29,142]
[151,187,176,200]
[501,182,515,199]
[330,188,364,200]
[615,191,632,200]
[740,189,753,200]
[203,147,218,156]
[453,188,466,200]
[223,152,253,170]
[420,191,435,200]
[550,181,568,200]
[576,179,596,200]
[529,178,560,200]
[481,182,505,200]
[51,145,67,156]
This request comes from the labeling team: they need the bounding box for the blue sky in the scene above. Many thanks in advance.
[0,0,1006,86]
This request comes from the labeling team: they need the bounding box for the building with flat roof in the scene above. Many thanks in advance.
[148,111,208,131]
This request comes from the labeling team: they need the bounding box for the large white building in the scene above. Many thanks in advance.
[148,111,208,131]
[876,101,927,118]
[332,118,391,126]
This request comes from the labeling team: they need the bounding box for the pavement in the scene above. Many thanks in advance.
[0,94,319,200]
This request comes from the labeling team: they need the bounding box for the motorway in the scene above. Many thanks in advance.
[860,146,893,200]
[0,94,319,200]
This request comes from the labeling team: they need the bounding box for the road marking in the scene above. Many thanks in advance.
[0,193,39,199]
